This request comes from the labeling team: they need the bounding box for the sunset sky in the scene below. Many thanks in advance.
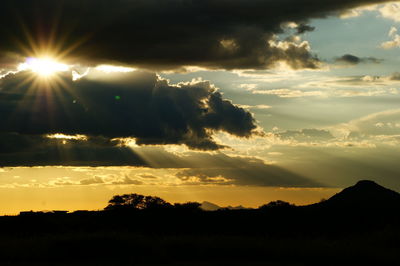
[1,0,400,214]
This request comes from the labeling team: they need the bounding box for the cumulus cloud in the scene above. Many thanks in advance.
[339,3,379,18]
[379,2,400,21]
[0,70,257,152]
[267,38,320,69]
[389,26,398,37]
[0,0,393,70]
[380,26,400,49]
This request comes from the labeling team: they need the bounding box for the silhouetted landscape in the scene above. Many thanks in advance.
[0,180,398,265]
[2,1,400,265]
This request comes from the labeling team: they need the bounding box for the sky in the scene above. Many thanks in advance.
[1,0,400,214]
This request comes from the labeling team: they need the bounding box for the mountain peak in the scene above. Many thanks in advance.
[354,180,380,187]
[319,180,400,209]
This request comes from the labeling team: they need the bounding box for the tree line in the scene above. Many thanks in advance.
[105,193,295,211]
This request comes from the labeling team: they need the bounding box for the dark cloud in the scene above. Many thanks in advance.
[335,54,383,65]
[296,23,316,34]
[0,132,211,168]
[0,70,256,151]
[0,0,391,70]
[0,133,148,167]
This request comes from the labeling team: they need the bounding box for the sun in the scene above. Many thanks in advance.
[18,57,69,78]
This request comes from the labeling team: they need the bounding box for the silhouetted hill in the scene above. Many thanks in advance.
[315,180,400,210]
[200,201,221,211]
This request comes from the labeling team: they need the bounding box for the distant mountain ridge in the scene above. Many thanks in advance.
[200,201,248,211]
[200,201,221,211]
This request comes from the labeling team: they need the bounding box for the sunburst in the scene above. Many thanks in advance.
[18,57,70,78]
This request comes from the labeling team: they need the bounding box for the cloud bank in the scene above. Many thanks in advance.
[0,70,257,151]
[0,0,393,70]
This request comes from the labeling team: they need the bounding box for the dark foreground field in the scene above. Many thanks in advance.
[0,206,398,266]
[1,181,399,265]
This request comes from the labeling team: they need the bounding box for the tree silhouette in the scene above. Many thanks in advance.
[105,193,172,210]
[259,200,294,210]
[173,202,202,211]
